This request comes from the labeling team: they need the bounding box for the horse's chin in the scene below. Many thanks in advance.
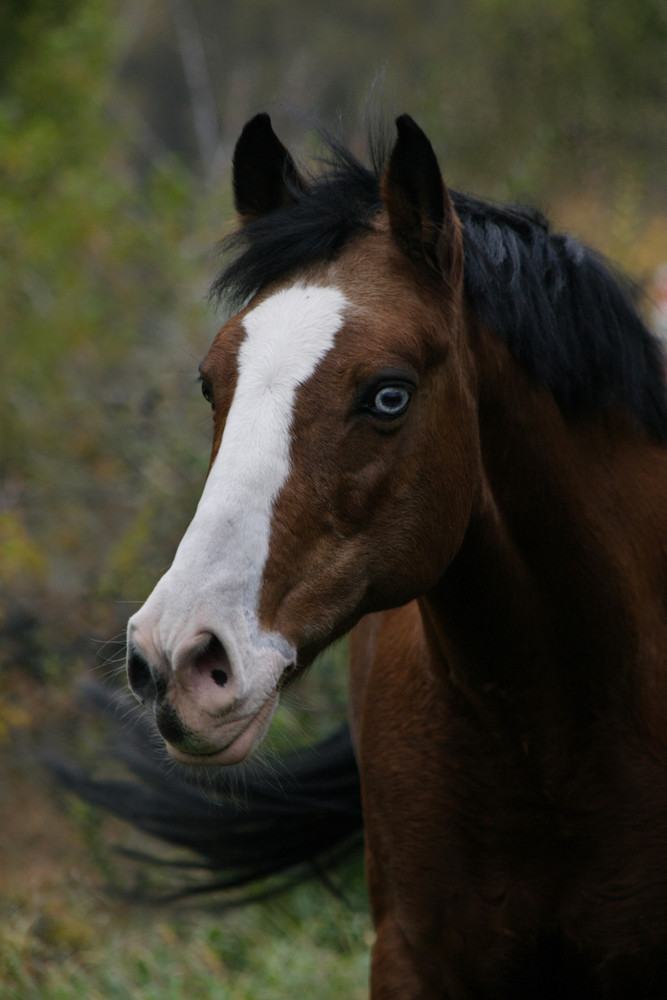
[165,692,279,766]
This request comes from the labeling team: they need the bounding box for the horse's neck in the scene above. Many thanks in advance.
[423,325,667,741]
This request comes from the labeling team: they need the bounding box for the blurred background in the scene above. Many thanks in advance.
[1,0,665,996]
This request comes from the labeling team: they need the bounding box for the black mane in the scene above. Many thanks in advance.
[213,129,667,442]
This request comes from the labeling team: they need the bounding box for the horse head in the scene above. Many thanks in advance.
[126,114,481,764]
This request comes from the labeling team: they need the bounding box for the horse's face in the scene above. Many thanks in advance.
[126,115,481,764]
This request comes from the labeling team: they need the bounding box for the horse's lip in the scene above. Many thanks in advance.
[165,693,279,766]
[167,744,231,764]
[166,718,253,765]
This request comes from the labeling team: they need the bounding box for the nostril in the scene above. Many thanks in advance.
[127,644,159,706]
[193,634,230,688]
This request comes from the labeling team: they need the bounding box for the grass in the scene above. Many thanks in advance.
[0,798,371,1000]
[0,654,371,999]
[1,876,371,999]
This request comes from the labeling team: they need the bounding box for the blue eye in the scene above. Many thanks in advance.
[355,371,417,423]
[373,385,411,417]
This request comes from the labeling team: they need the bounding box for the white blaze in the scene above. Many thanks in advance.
[129,283,348,701]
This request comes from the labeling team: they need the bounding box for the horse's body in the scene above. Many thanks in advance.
[120,114,667,997]
[351,353,667,996]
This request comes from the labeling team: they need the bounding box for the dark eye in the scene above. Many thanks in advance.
[372,385,412,417]
[200,378,214,408]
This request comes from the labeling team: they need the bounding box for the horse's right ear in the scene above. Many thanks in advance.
[232,114,304,220]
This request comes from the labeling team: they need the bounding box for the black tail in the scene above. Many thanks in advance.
[49,682,363,902]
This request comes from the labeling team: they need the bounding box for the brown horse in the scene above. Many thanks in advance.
[75,114,667,997]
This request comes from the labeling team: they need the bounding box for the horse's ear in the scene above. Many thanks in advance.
[232,113,304,220]
[382,115,462,279]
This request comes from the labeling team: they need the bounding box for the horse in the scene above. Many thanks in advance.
[60,112,667,998]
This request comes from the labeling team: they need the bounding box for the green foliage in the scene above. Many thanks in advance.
[126,0,666,203]
[463,0,667,197]
[0,0,226,670]
[0,863,370,1000]
[0,0,85,88]
[0,512,46,588]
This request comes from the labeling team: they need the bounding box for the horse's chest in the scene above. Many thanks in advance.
[363,676,667,995]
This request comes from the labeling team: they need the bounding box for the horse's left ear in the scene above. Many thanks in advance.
[232,113,305,220]
[382,115,462,280]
